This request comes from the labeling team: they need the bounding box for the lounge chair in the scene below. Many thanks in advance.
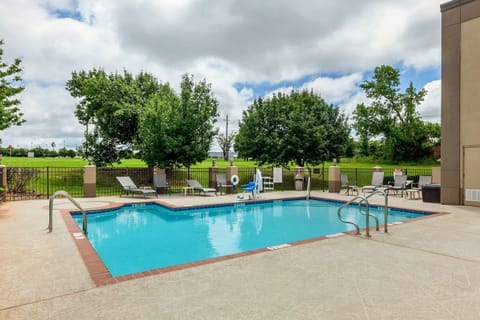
[116,176,157,198]
[153,173,171,194]
[405,176,432,199]
[186,179,217,196]
[216,173,233,195]
[362,171,385,194]
[387,175,408,197]
[340,174,358,196]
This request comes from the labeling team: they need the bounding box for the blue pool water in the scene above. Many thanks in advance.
[72,199,428,277]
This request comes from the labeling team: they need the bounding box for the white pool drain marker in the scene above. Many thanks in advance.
[267,244,291,250]
[326,233,345,238]
[72,232,85,240]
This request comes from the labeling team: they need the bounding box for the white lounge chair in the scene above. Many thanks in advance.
[186,179,217,196]
[405,175,432,199]
[116,176,157,198]
[362,171,385,194]
[387,175,408,197]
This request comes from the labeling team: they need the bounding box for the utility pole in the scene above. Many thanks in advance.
[225,114,229,160]
[221,114,236,161]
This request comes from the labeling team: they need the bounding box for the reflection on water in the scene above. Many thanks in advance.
[207,208,243,256]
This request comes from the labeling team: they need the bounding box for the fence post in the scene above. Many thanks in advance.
[328,165,341,193]
[322,162,325,191]
[209,161,218,189]
[84,165,96,197]
[0,165,6,201]
[226,165,238,194]
[46,167,50,197]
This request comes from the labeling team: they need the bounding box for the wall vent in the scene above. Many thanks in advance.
[465,189,480,202]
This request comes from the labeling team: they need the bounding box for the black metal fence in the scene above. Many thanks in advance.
[4,166,434,201]
[6,167,84,201]
[340,167,433,187]
[167,168,211,193]
[0,168,5,201]
[97,167,152,196]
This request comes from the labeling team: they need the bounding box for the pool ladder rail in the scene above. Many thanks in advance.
[48,190,87,235]
[337,190,389,237]
[306,176,311,200]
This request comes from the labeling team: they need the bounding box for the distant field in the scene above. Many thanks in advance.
[0,156,439,169]
[0,157,147,168]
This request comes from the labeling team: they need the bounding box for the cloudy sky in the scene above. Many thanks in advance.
[0,0,442,150]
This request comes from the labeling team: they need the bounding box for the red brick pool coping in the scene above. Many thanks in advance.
[61,197,448,287]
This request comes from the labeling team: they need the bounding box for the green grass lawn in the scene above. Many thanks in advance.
[0,156,439,169]
[195,158,439,169]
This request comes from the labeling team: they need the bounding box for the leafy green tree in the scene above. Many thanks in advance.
[58,147,76,158]
[353,65,439,162]
[30,147,46,157]
[137,85,179,168]
[235,90,350,167]
[66,69,164,166]
[216,132,236,160]
[138,74,219,169]
[11,147,27,157]
[343,137,355,158]
[0,40,25,131]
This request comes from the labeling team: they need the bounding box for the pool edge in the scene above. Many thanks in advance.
[63,196,449,287]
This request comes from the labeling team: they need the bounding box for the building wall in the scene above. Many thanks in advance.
[461,17,480,206]
[441,0,480,205]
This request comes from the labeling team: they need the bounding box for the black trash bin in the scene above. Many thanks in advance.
[422,184,440,203]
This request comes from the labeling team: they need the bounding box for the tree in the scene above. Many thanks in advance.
[58,147,76,158]
[352,65,439,162]
[216,132,236,160]
[235,90,350,167]
[138,74,219,169]
[0,40,25,131]
[66,69,164,166]
[137,85,179,168]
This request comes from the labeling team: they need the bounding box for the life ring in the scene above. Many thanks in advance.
[231,175,239,186]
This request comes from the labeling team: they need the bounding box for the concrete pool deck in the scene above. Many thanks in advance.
[1,191,480,319]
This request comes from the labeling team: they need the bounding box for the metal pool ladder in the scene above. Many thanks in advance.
[337,191,389,237]
[48,190,87,234]
[364,189,389,233]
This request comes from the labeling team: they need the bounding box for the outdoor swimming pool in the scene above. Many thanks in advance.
[72,199,429,277]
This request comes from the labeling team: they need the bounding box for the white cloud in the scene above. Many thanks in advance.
[262,73,364,111]
[301,73,363,104]
[418,80,441,123]
[1,83,84,148]
[0,0,442,148]
[337,92,370,122]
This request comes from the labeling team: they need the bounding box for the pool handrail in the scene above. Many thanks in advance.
[306,176,311,200]
[48,190,87,234]
[337,195,371,236]
[364,189,389,233]
[357,198,379,232]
